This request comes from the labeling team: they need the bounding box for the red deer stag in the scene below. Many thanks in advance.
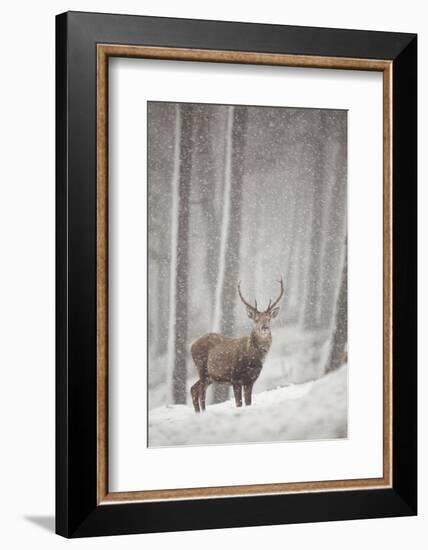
[190,279,284,412]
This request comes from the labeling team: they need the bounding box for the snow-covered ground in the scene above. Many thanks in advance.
[148,325,332,409]
[149,365,347,447]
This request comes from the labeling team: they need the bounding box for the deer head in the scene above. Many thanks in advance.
[238,279,284,347]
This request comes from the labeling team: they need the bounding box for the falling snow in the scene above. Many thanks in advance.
[148,102,347,446]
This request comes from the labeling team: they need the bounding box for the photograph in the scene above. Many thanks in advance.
[0,1,419,545]
[147,101,348,447]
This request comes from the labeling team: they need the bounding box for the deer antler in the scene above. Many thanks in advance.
[265,278,284,313]
[238,281,260,314]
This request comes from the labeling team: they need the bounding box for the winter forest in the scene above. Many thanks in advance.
[148,101,348,447]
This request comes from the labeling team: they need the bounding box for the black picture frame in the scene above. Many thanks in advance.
[56,11,417,538]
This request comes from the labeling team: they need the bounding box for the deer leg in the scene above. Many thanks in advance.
[200,380,209,412]
[233,384,243,407]
[244,383,254,406]
[191,380,201,413]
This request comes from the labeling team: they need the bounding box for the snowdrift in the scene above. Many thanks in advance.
[149,365,347,447]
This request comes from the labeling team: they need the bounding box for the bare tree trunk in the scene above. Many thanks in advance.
[248,177,261,299]
[319,131,347,328]
[157,258,169,355]
[149,260,159,354]
[167,104,194,404]
[303,112,328,329]
[212,106,248,403]
[283,144,305,323]
[284,150,313,326]
[148,106,174,358]
[221,106,248,336]
[326,239,347,373]
[210,107,233,403]
[282,174,298,277]
[195,108,221,309]
[212,106,234,333]
[252,183,266,303]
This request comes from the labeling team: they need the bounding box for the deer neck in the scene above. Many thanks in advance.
[249,330,272,357]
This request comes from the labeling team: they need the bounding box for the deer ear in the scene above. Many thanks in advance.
[270,307,280,319]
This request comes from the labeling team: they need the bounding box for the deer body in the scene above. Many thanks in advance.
[190,280,284,412]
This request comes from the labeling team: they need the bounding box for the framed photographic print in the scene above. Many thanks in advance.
[56,11,417,538]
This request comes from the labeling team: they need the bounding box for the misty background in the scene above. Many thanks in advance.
[148,101,347,411]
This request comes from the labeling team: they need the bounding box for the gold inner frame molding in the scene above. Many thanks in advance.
[96,44,393,505]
